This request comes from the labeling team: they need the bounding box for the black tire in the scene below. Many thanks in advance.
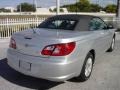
[76,52,94,82]
[107,37,115,52]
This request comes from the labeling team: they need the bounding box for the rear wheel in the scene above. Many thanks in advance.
[76,52,94,82]
[107,37,115,52]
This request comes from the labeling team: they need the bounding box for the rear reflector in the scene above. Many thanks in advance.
[41,42,75,56]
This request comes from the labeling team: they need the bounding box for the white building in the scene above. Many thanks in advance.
[4,7,16,12]
[61,8,68,13]
[49,6,56,11]
[36,7,50,13]
[49,6,68,13]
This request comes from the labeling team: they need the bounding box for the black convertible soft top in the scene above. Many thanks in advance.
[39,14,100,31]
[49,14,98,20]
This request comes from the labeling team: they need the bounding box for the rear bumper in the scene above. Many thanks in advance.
[7,49,82,82]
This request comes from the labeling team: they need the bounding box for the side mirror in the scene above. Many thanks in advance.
[107,25,114,29]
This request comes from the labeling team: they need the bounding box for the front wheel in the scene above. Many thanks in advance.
[76,52,94,82]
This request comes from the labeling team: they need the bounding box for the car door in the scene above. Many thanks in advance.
[99,19,114,50]
[89,18,110,55]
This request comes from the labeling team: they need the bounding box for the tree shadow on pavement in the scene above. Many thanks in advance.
[0,59,63,90]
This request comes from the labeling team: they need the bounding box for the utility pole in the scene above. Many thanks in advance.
[56,0,60,15]
[34,0,38,18]
[76,0,79,14]
[34,0,37,12]
[117,0,120,17]
[117,0,120,29]
[20,3,22,14]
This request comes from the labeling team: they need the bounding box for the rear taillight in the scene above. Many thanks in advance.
[9,38,16,49]
[41,42,76,56]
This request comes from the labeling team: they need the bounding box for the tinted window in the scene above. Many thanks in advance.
[38,19,78,30]
[89,18,107,31]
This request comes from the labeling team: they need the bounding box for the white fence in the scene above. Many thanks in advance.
[0,13,117,39]
[0,17,46,39]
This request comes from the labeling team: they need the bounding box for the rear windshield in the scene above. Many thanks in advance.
[38,19,78,30]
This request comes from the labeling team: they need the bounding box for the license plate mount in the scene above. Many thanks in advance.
[19,60,31,71]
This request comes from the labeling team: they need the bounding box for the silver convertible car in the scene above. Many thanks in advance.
[7,15,116,82]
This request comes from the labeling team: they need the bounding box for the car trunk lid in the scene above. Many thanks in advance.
[11,28,91,57]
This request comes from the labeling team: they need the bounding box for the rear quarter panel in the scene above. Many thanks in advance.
[73,31,107,70]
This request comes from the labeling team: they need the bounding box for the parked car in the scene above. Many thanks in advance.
[7,14,116,82]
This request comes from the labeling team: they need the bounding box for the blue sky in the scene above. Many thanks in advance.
[0,0,117,8]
